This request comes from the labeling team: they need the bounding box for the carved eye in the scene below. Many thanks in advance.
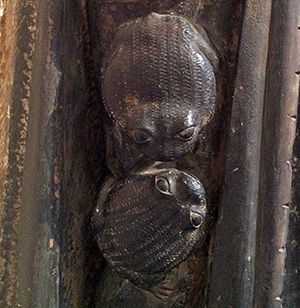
[132,129,151,144]
[155,176,171,195]
[175,126,196,141]
[190,211,204,228]
[183,27,194,39]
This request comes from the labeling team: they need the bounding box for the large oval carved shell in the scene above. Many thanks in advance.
[102,13,216,133]
[92,169,207,286]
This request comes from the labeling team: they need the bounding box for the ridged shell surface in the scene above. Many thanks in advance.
[92,169,207,286]
[102,13,216,161]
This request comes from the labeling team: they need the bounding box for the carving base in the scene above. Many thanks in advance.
[94,260,198,308]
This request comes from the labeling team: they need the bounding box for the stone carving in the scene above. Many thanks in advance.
[101,13,216,176]
[92,11,216,295]
[92,168,207,288]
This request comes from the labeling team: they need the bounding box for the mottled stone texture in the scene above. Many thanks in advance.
[0,0,104,307]
[0,0,16,208]
[0,1,18,306]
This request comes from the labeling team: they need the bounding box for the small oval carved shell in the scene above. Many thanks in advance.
[92,169,207,286]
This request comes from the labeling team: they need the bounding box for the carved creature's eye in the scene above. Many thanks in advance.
[132,129,152,144]
[155,176,171,195]
[190,211,204,228]
[183,27,194,39]
[175,126,196,141]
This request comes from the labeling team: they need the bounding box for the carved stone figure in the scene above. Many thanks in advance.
[92,168,207,288]
[101,13,216,176]
[92,10,217,307]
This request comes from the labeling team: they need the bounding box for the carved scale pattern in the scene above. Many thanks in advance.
[102,13,216,161]
[93,12,216,288]
[93,169,207,286]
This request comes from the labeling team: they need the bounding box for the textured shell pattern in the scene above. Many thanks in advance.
[93,169,207,286]
[102,13,216,161]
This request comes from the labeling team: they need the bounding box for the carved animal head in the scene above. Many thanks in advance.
[102,13,216,161]
[92,168,207,286]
